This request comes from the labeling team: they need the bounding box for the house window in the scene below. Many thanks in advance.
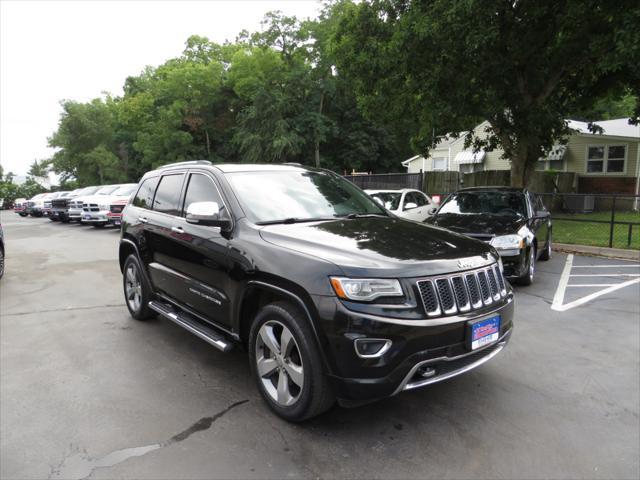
[459,163,484,174]
[587,145,626,174]
[432,157,446,171]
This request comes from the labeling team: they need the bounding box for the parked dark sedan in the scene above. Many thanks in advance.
[426,187,552,285]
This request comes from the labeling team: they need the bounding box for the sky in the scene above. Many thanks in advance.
[0,0,322,176]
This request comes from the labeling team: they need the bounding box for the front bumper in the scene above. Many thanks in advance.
[81,210,109,223]
[500,249,528,279]
[314,294,514,403]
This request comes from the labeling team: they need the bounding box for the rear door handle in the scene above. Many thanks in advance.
[171,226,184,234]
[139,216,148,224]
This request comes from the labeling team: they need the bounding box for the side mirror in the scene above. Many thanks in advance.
[428,206,438,215]
[404,202,418,210]
[536,210,550,218]
[186,201,231,229]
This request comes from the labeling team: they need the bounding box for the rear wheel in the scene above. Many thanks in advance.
[517,246,536,286]
[249,302,334,422]
[123,255,156,320]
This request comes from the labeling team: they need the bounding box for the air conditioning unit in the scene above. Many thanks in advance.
[564,195,595,213]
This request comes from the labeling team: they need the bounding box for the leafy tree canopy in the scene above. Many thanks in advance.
[332,0,640,186]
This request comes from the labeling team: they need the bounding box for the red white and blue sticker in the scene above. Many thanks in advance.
[470,315,500,350]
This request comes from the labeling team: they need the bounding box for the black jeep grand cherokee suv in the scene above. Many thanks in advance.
[119,161,514,421]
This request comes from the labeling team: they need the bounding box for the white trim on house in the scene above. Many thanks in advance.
[584,143,628,175]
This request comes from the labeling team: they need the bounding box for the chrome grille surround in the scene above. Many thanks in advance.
[417,264,507,317]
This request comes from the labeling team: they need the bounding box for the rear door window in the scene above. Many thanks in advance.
[181,173,224,216]
[152,174,185,216]
[132,177,160,209]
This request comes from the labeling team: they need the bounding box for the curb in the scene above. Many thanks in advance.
[553,243,640,261]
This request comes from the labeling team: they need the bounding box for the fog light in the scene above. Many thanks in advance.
[354,338,392,358]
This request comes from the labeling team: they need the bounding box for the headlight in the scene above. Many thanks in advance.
[490,234,525,250]
[330,277,403,301]
[99,204,110,211]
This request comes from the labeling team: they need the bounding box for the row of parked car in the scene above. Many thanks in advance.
[13,184,137,227]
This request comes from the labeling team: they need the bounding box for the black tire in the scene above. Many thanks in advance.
[516,246,536,286]
[249,301,334,422]
[538,230,552,261]
[0,247,4,279]
[19,213,27,217]
[49,217,58,222]
[92,223,106,228]
[122,254,156,320]
[61,218,70,223]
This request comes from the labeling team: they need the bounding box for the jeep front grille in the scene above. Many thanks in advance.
[417,264,507,317]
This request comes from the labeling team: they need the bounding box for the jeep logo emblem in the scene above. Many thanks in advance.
[457,258,478,269]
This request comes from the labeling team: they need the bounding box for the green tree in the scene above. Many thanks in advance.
[333,0,640,186]
[28,159,51,178]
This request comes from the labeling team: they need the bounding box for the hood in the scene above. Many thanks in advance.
[427,213,527,236]
[109,194,132,204]
[259,217,496,277]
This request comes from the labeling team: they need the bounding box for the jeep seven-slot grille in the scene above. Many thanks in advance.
[417,264,507,317]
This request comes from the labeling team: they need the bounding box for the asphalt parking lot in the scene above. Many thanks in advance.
[1,214,639,480]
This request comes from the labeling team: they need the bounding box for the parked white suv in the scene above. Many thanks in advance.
[366,188,437,222]
[82,184,136,228]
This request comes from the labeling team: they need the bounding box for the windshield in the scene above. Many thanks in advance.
[368,192,402,211]
[112,184,137,196]
[438,191,527,217]
[228,170,387,224]
[96,185,120,195]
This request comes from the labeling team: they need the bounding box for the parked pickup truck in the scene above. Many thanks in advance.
[82,184,136,228]
[66,186,102,222]
[51,187,96,222]
[26,193,47,217]
[14,198,28,217]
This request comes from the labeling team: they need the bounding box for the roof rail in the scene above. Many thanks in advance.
[282,162,303,167]
[160,160,213,168]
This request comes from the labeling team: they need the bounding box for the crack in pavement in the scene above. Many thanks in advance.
[48,400,249,479]
[1,304,126,317]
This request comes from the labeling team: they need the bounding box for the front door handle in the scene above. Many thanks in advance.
[171,226,184,234]
[139,216,148,224]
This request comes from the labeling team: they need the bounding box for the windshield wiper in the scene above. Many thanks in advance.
[338,213,388,219]
[256,217,336,226]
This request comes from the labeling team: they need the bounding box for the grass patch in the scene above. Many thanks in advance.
[552,211,640,250]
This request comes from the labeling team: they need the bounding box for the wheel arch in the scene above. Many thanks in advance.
[237,279,332,373]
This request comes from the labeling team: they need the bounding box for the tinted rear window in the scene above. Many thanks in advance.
[152,174,184,215]
[132,177,160,209]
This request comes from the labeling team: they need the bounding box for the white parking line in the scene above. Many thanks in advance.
[552,255,640,312]
[553,278,640,312]
[569,273,640,277]
[551,254,573,311]
[572,265,640,268]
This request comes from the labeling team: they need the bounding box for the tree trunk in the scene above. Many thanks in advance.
[314,89,325,169]
[204,129,211,158]
[510,143,538,188]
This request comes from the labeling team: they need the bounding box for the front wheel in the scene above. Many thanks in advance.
[122,255,156,320]
[0,248,4,278]
[249,302,334,422]
[92,223,106,228]
[517,246,536,286]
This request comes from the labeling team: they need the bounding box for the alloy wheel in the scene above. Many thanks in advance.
[528,248,535,280]
[255,320,304,407]
[125,264,142,312]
